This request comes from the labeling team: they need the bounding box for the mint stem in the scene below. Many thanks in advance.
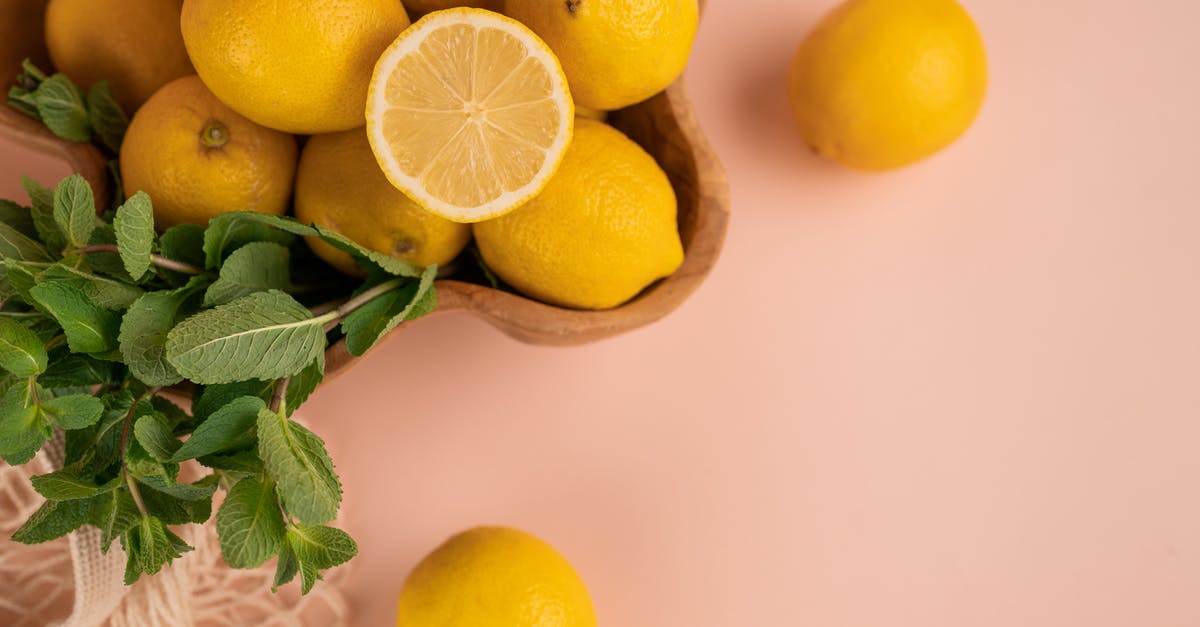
[119,386,162,515]
[68,244,207,276]
[316,277,404,332]
[270,377,290,416]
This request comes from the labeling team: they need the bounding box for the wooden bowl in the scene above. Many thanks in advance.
[0,5,729,380]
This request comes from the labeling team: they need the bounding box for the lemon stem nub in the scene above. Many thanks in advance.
[201,121,230,149]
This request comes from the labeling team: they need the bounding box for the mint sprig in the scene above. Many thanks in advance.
[0,65,438,593]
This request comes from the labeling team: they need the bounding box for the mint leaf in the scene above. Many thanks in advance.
[33,74,91,142]
[40,393,104,429]
[257,407,341,525]
[314,224,422,278]
[0,221,51,262]
[342,265,437,357]
[119,279,204,386]
[122,514,190,584]
[81,223,131,280]
[4,260,39,303]
[170,395,263,462]
[21,176,67,253]
[40,353,117,388]
[216,477,286,569]
[29,282,121,354]
[113,192,154,280]
[0,381,46,465]
[52,174,96,248]
[87,81,128,153]
[204,241,291,307]
[0,317,48,376]
[30,470,118,501]
[134,412,180,462]
[165,290,328,384]
[273,544,300,590]
[39,263,145,310]
[137,474,217,502]
[287,524,358,594]
[198,449,263,474]
[160,224,206,268]
[89,488,140,551]
[136,476,213,525]
[0,199,37,238]
[285,352,324,416]
[212,212,319,237]
[64,389,133,474]
[203,213,295,269]
[11,497,93,544]
[193,380,273,422]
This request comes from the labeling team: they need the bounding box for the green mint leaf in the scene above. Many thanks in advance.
[0,381,47,465]
[216,477,286,569]
[273,543,300,590]
[313,224,422,278]
[0,199,37,238]
[285,351,324,416]
[137,474,218,502]
[8,85,39,117]
[204,241,291,307]
[122,514,190,585]
[212,212,319,237]
[11,497,93,544]
[257,407,341,526]
[125,434,180,486]
[89,488,140,551]
[159,223,206,281]
[3,259,39,303]
[119,279,204,386]
[0,317,48,376]
[133,412,180,462]
[136,477,213,525]
[170,395,263,462]
[28,282,121,354]
[192,380,273,422]
[39,263,145,310]
[165,290,327,384]
[80,223,131,280]
[40,393,104,430]
[202,213,295,269]
[19,59,49,83]
[342,266,437,357]
[52,174,96,248]
[33,74,92,142]
[21,176,67,253]
[30,470,118,501]
[0,221,52,262]
[198,449,263,474]
[86,81,128,153]
[286,524,358,595]
[64,389,133,474]
[113,192,155,280]
[40,352,117,389]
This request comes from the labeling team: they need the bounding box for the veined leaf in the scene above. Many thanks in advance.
[170,395,264,462]
[39,393,104,430]
[39,263,145,310]
[216,477,286,569]
[342,265,437,357]
[0,221,51,262]
[257,407,341,526]
[52,174,96,248]
[204,241,291,307]
[0,317,48,376]
[165,290,327,384]
[113,192,154,280]
[21,176,66,253]
[202,213,295,269]
[33,74,91,143]
[29,282,121,355]
[313,225,421,278]
[11,497,93,544]
[119,278,204,386]
[30,470,118,501]
[287,524,357,594]
[0,199,37,239]
[87,81,128,153]
[0,380,47,465]
[134,412,181,462]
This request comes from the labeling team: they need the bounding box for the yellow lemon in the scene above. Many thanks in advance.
[181,0,410,134]
[788,0,988,170]
[575,106,608,122]
[44,0,193,112]
[294,129,472,276]
[397,527,597,627]
[505,0,699,111]
[366,8,574,223]
[474,118,683,310]
[404,0,501,15]
[120,76,298,229]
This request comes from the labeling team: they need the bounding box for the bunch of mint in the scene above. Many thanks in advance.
[1,63,437,593]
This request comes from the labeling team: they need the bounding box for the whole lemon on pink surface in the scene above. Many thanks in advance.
[789,0,988,170]
[397,526,597,627]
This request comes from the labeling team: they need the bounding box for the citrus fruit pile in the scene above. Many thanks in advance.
[40,0,699,310]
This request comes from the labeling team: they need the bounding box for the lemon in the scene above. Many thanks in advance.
[366,8,574,223]
[505,0,699,111]
[474,118,683,310]
[576,106,608,122]
[404,0,501,14]
[120,76,298,229]
[181,0,410,134]
[294,129,472,276]
[397,527,597,627]
[44,0,193,112]
[788,0,988,170]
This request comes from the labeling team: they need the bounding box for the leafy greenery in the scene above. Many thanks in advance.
[0,63,441,594]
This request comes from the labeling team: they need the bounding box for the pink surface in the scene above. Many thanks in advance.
[4,0,1200,625]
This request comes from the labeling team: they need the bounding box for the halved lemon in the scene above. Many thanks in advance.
[366,8,574,223]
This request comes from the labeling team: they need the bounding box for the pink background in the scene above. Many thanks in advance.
[4,0,1200,625]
